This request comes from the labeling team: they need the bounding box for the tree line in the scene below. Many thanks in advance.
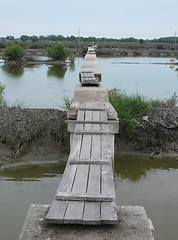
[0,35,178,44]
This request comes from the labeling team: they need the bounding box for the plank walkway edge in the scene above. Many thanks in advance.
[55,193,114,202]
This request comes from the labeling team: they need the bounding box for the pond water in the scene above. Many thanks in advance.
[0,154,178,240]
[0,57,177,109]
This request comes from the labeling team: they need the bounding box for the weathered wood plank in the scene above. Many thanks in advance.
[69,159,110,165]
[101,202,118,224]
[75,130,108,135]
[64,201,85,224]
[72,164,89,194]
[66,120,110,124]
[82,202,100,224]
[56,193,113,202]
[101,165,116,198]
[79,110,92,159]
[46,200,67,223]
[56,164,77,193]
[87,165,100,194]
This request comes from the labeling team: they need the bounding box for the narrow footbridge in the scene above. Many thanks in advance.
[46,47,119,225]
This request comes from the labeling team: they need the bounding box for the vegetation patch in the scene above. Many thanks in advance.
[47,43,67,60]
[108,88,178,137]
[2,44,24,61]
[0,82,6,107]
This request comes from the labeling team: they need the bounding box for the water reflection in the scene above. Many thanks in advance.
[0,162,66,181]
[1,64,24,78]
[47,65,67,79]
[114,153,178,182]
[68,63,76,72]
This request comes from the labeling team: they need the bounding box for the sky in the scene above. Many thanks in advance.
[0,0,177,39]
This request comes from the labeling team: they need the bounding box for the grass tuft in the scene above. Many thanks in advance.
[108,88,177,137]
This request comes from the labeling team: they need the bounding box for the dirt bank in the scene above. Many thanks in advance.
[0,107,68,168]
[0,106,177,168]
[116,106,178,155]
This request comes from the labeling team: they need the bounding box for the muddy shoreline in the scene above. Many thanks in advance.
[0,106,177,169]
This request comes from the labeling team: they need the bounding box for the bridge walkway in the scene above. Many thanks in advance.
[46,102,118,224]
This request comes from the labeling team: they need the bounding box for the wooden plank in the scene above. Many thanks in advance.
[82,202,100,224]
[78,108,105,111]
[56,193,113,202]
[69,159,110,165]
[56,164,77,193]
[79,110,92,159]
[66,120,110,124]
[87,165,100,194]
[75,130,108,135]
[64,201,85,224]
[101,164,118,224]
[101,165,116,198]
[100,202,118,224]
[46,200,67,223]
[72,164,89,194]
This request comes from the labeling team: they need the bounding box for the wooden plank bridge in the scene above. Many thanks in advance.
[46,47,118,225]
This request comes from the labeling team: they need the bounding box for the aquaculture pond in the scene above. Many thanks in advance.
[0,57,177,108]
[0,154,178,240]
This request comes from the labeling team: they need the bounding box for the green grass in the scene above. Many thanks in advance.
[108,88,177,137]
[0,82,6,107]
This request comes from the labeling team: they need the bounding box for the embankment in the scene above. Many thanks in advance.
[0,106,177,168]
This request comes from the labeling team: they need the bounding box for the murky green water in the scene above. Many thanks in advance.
[0,57,177,108]
[0,154,178,240]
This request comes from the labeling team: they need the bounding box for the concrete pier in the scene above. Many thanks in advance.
[19,204,154,240]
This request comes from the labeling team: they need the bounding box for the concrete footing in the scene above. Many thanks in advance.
[19,204,154,240]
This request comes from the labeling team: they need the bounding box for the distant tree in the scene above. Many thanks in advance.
[2,44,25,61]
[47,43,67,60]
[39,35,47,41]
[6,35,14,40]
[30,35,39,42]
[0,42,5,48]
[157,44,165,49]
[139,39,145,44]
[20,35,29,42]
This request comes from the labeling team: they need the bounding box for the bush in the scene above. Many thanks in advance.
[0,82,6,107]
[2,44,25,61]
[30,43,38,49]
[108,89,151,136]
[157,44,165,49]
[47,43,67,60]
[0,42,5,48]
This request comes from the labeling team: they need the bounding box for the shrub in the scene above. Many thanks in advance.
[47,43,67,60]
[30,43,39,49]
[2,44,25,61]
[108,89,151,136]
[0,42,5,48]
[0,82,6,107]
[157,44,165,49]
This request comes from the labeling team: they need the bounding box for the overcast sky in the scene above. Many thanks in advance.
[0,0,177,39]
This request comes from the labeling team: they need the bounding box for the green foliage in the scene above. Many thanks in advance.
[157,44,165,49]
[62,96,72,110]
[166,92,178,106]
[68,53,75,63]
[82,46,88,54]
[0,82,6,107]
[30,43,39,49]
[108,89,151,137]
[108,89,178,137]
[2,44,25,61]
[139,39,145,44]
[20,35,29,42]
[47,43,67,60]
[0,42,5,48]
